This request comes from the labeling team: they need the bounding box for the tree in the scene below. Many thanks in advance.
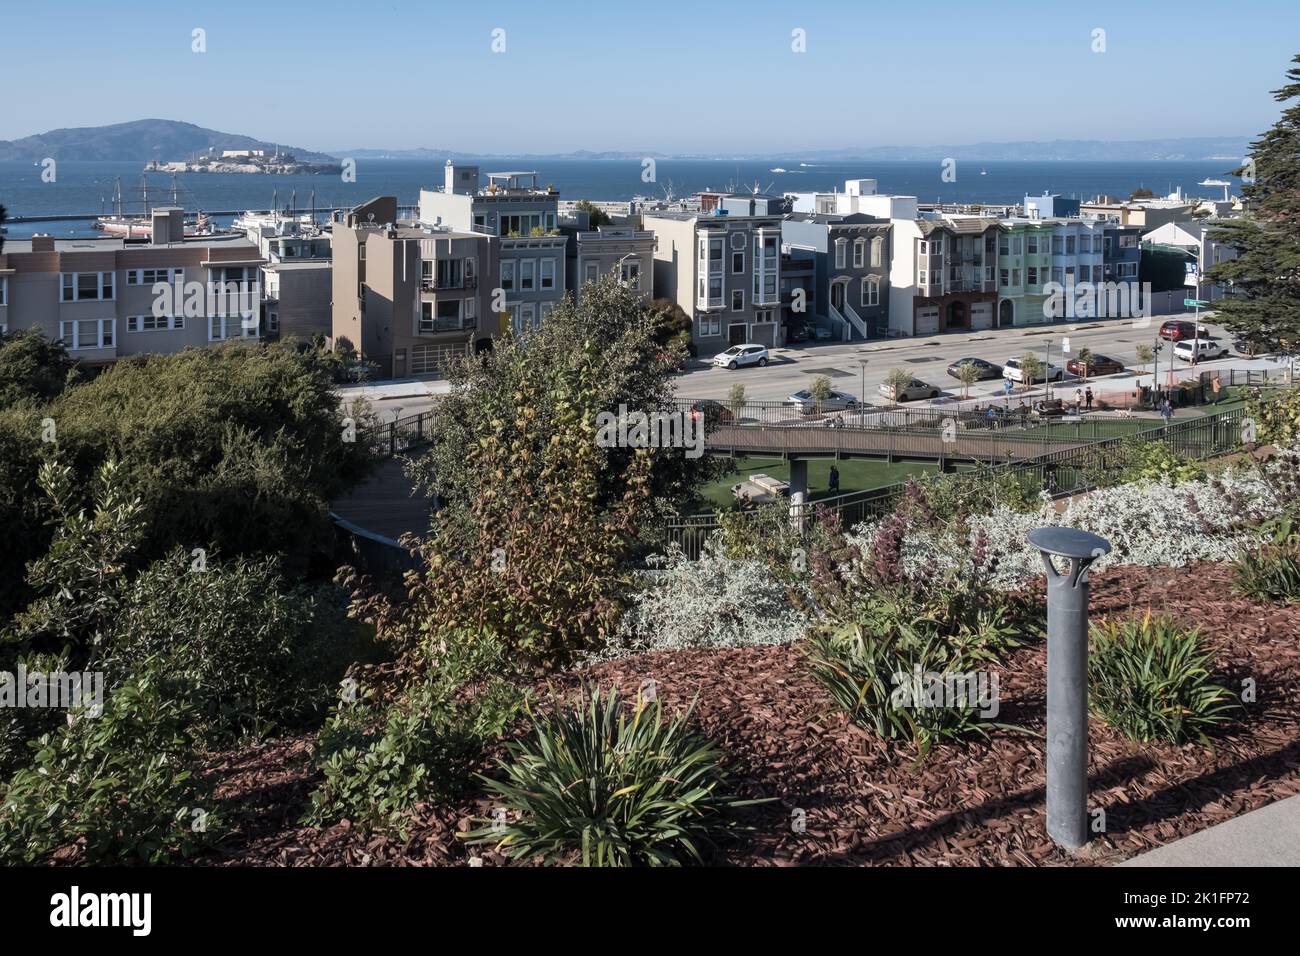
[0,329,78,409]
[1136,343,1156,389]
[1130,188,1155,200]
[956,361,981,399]
[574,199,612,230]
[727,383,747,418]
[1018,352,1046,389]
[884,368,913,402]
[1205,55,1300,355]
[1076,346,1094,382]
[809,374,833,403]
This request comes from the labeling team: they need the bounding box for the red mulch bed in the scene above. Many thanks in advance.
[199,562,1300,866]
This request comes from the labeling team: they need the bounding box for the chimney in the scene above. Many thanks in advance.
[31,234,56,253]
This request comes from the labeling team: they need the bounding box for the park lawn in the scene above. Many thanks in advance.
[697,457,960,509]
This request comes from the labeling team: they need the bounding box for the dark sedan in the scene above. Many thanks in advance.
[946,357,1003,380]
[1065,354,1125,377]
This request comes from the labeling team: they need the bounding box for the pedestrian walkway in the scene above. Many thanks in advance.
[1120,793,1300,866]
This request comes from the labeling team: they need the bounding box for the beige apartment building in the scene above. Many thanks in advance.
[0,208,265,363]
[331,197,497,379]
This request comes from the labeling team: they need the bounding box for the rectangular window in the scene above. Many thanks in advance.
[1117,262,1138,278]
[621,260,640,290]
[852,241,864,269]
[1000,269,1010,287]
[126,314,183,332]
[1120,234,1137,248]
[1012,268,1021,286]
[520,260,535,291]
[127,268,181,285]
[501,260,515,291]
[1065,236,1076,255]
[918,240,928,255]
[861,279,879,307]
[931,239,943,256]
[540,259,555,290]
[918,270,927,286]
[584,262,599,284]
[731,289,743,311]
[60,271,115,302]
[732,251,744,273]
[1027,235,1039,254]
[59,318,114,349]
[1011,237,1022,256]
[699,315,721,337]
[999,236,1010,256]
[1052,267,1064,284]
[1027,266,1038,287]
[1052,236,1064,255]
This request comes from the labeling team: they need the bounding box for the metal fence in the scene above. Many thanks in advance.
[359,411,438,458]
[660,403,1255,559]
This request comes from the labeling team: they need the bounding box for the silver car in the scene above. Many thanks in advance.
[787,388,859,414]
[878,378,942,402]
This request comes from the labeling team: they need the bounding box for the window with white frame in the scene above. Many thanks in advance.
[861,277,879,307]
[870,236,883,267]
[918,240,928,255]
[1000,269,1010,287]
[931,239,943,256]
[540,259,555,290]
[519,260,536,291]
[126,267,182,286]
[621,259,641,290]
[731,289,743,311]
[1012,268,1021,286]
[501,260,515,291]
[1027,266,1038,288]
[853,239,865,269]
[1117,262,1138,278]
[59,318,114,350]
[60,271,115,302]
[918,269,927,286]
[209,315,258,341]
[583,262,599,285]
[126,314,184,332]
[465,297,476,319]
[1027,235,1039,254]
[699,314,721,337]
[521,302,537,331]
[835,239,847,269]
[1011,237,1022,255]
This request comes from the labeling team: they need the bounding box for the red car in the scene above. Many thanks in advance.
[1065,354,1125,377]
[1158,320,1210,342]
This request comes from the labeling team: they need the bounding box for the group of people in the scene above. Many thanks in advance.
[1073,387,1096,413]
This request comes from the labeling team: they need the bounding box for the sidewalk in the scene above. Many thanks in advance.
[1120,793,1300,867]
[336,377,451,404]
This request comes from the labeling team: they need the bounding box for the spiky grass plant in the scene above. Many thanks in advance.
[1232,541,1300,603]
[465,686,756,866]
[1088,613,1238,744]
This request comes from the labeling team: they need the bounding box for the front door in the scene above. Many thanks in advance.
[830,281,845,312]
[728,322,747,345]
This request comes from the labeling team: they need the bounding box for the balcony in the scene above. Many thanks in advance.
[420,274,477,293]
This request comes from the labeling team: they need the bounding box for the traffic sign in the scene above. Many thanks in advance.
[1184,298,1210,308]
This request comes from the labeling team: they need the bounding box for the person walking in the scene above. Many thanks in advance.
[1075,388,1083,413]
[828,464,840,495]
[1085,387,1094,412]
[1160,397,1173,425]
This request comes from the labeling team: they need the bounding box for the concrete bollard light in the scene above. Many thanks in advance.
[1027,526,1112,849]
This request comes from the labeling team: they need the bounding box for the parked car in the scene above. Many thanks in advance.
[1173,338,1230,362]
[946,357,1003,380]
[1065,354,1125,377]
[1159,320,1211,342]
[878,378,942,402]
[712,343,769,369]
[787,388,860,414]
[1234,335,1280,356]
[1002,357,1064,384]
[784,323,810,343]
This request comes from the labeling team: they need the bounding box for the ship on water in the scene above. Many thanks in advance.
[94,174,216,238]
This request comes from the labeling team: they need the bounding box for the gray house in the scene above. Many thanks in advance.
[780,213,891,339]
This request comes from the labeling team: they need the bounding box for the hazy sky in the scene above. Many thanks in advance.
[2,0,1295,153]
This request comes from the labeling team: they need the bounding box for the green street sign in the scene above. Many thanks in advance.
[1184,298,1210,308]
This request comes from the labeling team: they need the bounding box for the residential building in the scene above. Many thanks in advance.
[1141,220,1237,301]
[1023,193,1080,218]
[331,197,496,379]
[888,215,1001,335]
[563,219,655,304]
[644,193,789,351]
[0,207,264,363]
[995,217,1109,325]
[235,217,333,342]
[418,164,566,334]
[781,212,890,339]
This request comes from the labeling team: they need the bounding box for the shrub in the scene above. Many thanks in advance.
[807,622,1003,756]
[1088,613,1237,744]
[0,667,218,864]
[304,635,523,834]
[1232,540,1300,603]
[466,686,755,866]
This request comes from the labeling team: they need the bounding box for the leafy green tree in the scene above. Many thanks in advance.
[956,361,981,399]
[574,199,612,229]
[809,374,833,402]
[1018,352,1046,387]
[0,329,78,410]
[1136,343,1156,389]
[727,382,747,417]
[1076,346,1094,381]
[884,368,913,401]
[1205,55,1300,353]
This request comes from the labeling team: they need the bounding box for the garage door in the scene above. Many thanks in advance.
[410,343,468,377]
[749,322,776,347]
[971,303,993,331]
[915,307,939,336]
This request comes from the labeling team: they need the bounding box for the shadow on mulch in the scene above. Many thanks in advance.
[199,560,1300,867]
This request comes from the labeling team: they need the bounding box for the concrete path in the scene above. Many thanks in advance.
[1120,794,1300,867]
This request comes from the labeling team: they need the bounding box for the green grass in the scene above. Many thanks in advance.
[697,458,967,509]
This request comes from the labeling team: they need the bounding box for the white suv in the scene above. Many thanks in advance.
[1003,357,1063,384]
[1174,338,1229,362]
[712,344,770,369]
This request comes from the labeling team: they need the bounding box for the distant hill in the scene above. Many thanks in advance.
[0,119,338,163]
[332,137,1253,163]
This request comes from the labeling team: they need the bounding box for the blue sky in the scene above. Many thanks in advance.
[1,0,1296,152]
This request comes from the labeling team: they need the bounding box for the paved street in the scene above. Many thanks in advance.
[671,310,1292,406]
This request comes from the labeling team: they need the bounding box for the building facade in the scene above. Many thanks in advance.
[888,216,1001,335]
[780,212,890,339]
[564,222,656,304]
[0,207,264,363]
[644,194,789,352]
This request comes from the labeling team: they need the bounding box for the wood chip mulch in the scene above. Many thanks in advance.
[199,562,1300,867]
